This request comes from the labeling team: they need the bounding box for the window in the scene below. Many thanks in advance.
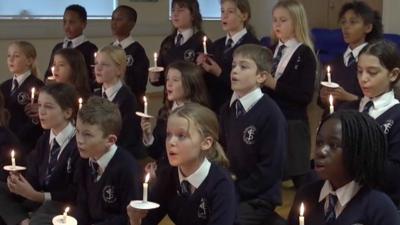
[169,0,220,20]
[0,0,117,19]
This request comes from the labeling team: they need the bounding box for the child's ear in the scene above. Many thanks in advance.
[240,12,249,23]
[364,23,373,34]
[256,71,268,84]
[389,67,400,83]
[63,108,73,120]
[200,136,213,151]
[105,134,118,148]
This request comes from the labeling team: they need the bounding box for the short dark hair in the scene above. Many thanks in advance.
[115,5,138,24]
[78,96,122,137]
[171,0,203,32]
[65,4,87,22]
[320,111,387,187]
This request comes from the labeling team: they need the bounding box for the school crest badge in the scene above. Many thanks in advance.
[103,185,117,204]
[381,119,394,134]
[184,49,195,62]
[17,92,29,105]
[127,54,134,66]
[197,198,208,220]
[66,157,72,174]
[243,125,256,145]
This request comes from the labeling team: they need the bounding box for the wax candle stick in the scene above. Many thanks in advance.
[153,52,158,68]
[143,96,148,115]
[299,202,305,225]
[63,207,70,223]
[203,36,208,54]
[143,173,150,202]
[11,150,16,168]
[78,98,83,110]
[327,66,331,83]
[329,94,334,114]
[31,87,35,104]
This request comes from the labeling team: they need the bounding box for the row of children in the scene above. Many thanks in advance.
[0,0,399,225]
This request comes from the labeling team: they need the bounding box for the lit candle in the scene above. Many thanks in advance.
[51,66,55,76]
[78,98,83,110]
[63,206,70,223]
[94,52,97,59]
[11,150,16,168]
[143,173,150,202]
[143,96,148,115]
[153,52,158,68]
[203,36,208,54]
[329,94,334,114]
[31,87,35,104]
[299,202,305,225]
[327,66,331,83]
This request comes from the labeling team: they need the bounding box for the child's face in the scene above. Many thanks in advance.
[7,44,33,75]
[38,92,71,133]
[171,4,193,30]
[357,54,398,98]
[231,54,266,97]
[314,118,351,189]
[340,10,372,48]
[94,52,121,85]
[63,10,86,39]
[166,68,185,103]
[111,9,133,38]
[221,1,247,34]
[166,115,210,174]
[272,7,295,42]
[76,118,116,160]
[53,55,73,84]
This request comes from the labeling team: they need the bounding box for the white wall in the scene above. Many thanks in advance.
[382,0,400,34]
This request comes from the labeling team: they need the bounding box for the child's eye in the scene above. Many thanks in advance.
[178,133,187,140]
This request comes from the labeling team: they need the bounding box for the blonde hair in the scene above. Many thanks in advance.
[10,41,39,77]
[272,0,314,52]
[98,45,127,78]
[169,103,229,168]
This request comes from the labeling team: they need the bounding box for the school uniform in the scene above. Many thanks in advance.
[287,180,400,225]
[263,39,316,179]
[207,29,260,112]
[0,123,79,225]
[94,81,144,159]
[318,43,366,116]
[142,159,236,225]
[44,35,98,89]
[0,72,44,151]
[0,127,21,181]
[112,36,149,110]
[75,145,140,225]
[219,88,287,224]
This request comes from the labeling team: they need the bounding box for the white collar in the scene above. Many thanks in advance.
[230,88,263,112]
[277,38,301,50]
[226,28,247,46]
[171,101,184,111]
[102,80,123,101]
[63,34,87,48]
[176,28,194,45]
[178,158,211,189]
[319,180,361,207]
[343,42,368,65]
[49,122,76,150]
[13,70,31,86]
[91,144,118,174]
[359,91,399,118]
[113,36,135,49]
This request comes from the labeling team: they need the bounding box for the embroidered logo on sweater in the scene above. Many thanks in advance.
[381,119,394,134]
[67,157,72,174]
[197,198,208,220]
[243,126,256,145]
[103,185,117,204]
[127,54,134,66]
[17,92,29,105]
[184,49,195,62]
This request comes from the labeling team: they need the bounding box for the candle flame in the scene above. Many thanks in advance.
[300,202,305,216]
[31,87,35,94]
[94,52,97,58]
[327,65,331,73]
[11,150,15,158]
[64,207,70,214]
[145,173,150,183]
[203,36,207,42]
[51,66,55,74]
[329,94,333,105]
[154,52,158,59]
[78,98,83,104]
[143,96,147,104]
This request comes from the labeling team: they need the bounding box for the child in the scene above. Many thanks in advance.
[94,45,143,159]
[44,4,98,89]
[128,103,236,225]
[0,41,44,152]
[52,48,91,99]
[197,0,260,112]
[149,0,210,90]
[75,96,139,225]
[319,1,383,115]
[219,44,287,225]
[264,0,316,189]
[288,111,400,225]
[111,5,149,110]
[344,40,400,207]
[0,83,80,225]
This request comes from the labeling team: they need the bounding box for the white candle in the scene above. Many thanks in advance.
[329,94,334,114]
[78,98,83,110]
[153,52,158,68]
[299,202,305,225]
[51,66,55,76]
[203,36,208,54]
[63,207,70,223]
[31,87,35,104]
[11,150,16,167]
[143,173,150,202]
[143,96,148,115]
[327,66,331,83]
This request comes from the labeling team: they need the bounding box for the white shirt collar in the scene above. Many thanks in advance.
[63,34,87,48]
[13,70,31,88]
[226,28,247,46]
[178,158,211,189]
[113,36,135,49]
[48,122,76,157]
[359,91,399,118]
[171,101,184,111]
[343,42,368,66]
[230,88,263,112]
[275,38,301,55]
[92,144,118,174]
[102,80,123,101]
[176,28,194,45]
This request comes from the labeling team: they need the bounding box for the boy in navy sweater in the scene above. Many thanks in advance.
[75,96,140,225]
[219,44,287,225]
